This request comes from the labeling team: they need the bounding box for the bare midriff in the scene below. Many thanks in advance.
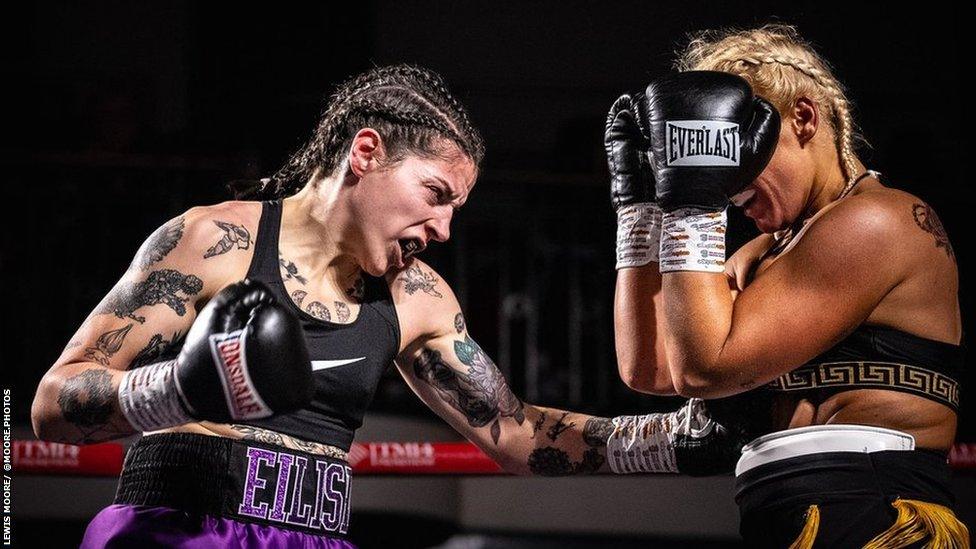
[772,389,957,450]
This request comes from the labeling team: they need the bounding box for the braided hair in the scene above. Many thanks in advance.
[675,24,863,195]
[234,64,485,200]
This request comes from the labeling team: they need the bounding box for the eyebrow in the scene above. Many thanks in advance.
[431,175,467,210]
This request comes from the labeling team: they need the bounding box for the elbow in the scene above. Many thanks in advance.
[619,366,676,395]
[31,374,65,442]
[616,352,676,395]
[669,360,726,399]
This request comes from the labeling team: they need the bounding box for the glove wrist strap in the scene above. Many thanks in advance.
[615,202,663,269]
[119,360,194,432]
[660,207,728,273]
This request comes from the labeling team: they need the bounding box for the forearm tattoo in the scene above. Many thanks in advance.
[582,417,614,448]
[129,331,185,370]
[531,410,547,439]
[134,217,184,270]
[912,203,954,259]
[413,335,525,444]
[528,446,604,476]
[57,369,122,443]
[204,220,252,258]
[546,412,575,441]
[398,265,443,298]
[97,269,203,323]
[454,313,465,334]
[279,255,308,285]
[229,424,347,460]
[84,324,134,366]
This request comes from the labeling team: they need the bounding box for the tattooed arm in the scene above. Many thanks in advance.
[31,203,258,444]
[391,260,614,475]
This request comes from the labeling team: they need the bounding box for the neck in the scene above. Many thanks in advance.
[280,175,362,287]
[802,156,867,219]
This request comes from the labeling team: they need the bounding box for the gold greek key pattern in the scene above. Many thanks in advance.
[768,361,959,410]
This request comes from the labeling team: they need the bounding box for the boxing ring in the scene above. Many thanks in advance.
[10,415,976,544]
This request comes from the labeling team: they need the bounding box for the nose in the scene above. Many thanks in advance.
[426,209,452,243]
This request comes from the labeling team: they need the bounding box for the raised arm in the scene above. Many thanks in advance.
[391,260,738,476]
[606,93,675,395]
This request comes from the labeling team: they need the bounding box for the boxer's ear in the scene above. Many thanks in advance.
[348,128,385,178]
[791,97,819,146]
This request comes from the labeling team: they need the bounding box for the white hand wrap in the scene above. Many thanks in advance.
[607,398,713,474]
[615,202,663,269]
[659,207,727,273]
[118,360,194,432]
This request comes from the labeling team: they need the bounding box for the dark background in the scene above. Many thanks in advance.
[1,4,971,543]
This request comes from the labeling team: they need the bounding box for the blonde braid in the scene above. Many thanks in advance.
[737,54,860,194]
[677,25,864,199]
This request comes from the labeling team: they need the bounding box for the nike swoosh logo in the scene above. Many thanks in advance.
[311,357,367,371]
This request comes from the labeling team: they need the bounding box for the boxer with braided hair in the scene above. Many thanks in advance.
[609,25,967,547]
[35,64,733,548]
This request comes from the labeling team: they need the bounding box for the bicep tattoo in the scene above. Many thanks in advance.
[413,335,525,444]
[97,269,203,323]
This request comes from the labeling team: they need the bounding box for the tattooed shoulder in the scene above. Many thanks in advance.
[204,220,252,259]
[912,203,954,259]
[134,217,185,270]
[398,264,443,299]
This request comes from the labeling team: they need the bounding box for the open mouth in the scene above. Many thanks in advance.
[398,238,423,260]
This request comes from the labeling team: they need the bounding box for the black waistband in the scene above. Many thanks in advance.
[734,449,953,513]
[115,433,352,537]
[768,361,960,411]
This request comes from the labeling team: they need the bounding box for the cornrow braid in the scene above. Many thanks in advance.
[236,64,485,200]
[675,24,865,198]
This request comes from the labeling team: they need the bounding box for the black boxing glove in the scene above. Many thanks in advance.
[605,94,662,269]
[644,71,780,212]
[119,279,314,431]
[641,71,779,273]
[606,398,742,476]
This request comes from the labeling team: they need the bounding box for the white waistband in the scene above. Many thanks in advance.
[735,425,916,477]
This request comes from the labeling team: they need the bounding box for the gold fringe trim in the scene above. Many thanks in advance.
[863,499,970,549]
[789,504,820,549]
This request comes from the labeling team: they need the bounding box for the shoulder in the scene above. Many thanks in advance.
[130,201,262,292]
[386,259,461,345]
[812,187,947,255]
